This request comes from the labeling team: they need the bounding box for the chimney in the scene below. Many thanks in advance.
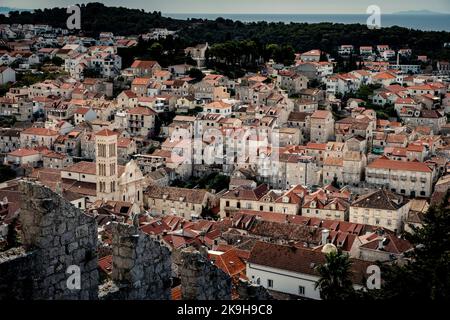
[377,237,386,250]
[321,229,330,245]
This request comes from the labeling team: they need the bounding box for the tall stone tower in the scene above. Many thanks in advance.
[95,129,119,201]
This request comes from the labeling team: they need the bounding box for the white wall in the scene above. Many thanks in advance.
[70,198,86,210]
[246,262,365,300]
[61,171,97,183]
[246,262,322,300]
[0,68,16,85]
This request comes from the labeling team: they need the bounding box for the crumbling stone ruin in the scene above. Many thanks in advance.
[236,279,273,300]
[179,247,232,300]
[0,181,99,300]
[100,222,172,300]
[0,247,33,300]
[0,181,270,300]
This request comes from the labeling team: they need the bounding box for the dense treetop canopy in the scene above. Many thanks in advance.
[1,2,450,60]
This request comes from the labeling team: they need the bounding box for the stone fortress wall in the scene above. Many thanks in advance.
[0,181,270,300]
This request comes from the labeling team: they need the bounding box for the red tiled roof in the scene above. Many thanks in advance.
[368,157,432,173]
[324,157,343,166]
[373,72,396,80]
[248,241,371,285]
[42,151,67,159]
[95,129,118,137]
[222,184,269,201]
[121,90,137,98]
[301,49,321,56]
[140,219,170,236]
[21,127,59,136]
[395,97,416,104]
[64,161,97,175]
[131,60,158,69]
[360,233,412,254]
[127,106,156,116]
[8,148,39,157]
[98,255,112,275]
[74,107,90,115]
[131,77,152,86]
[117,138,133,148]
[211,249,246,278]
[407,143,425,152]
[408,84,434,91]
[206,101,231,109]
[311,110,331,119]
[306,142,327,150]
[171,286,182,300]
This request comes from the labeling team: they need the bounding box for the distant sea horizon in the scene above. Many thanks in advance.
[166,13,450,32]
[1,7,450,32]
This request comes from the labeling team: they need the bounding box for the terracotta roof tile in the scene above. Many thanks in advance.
[8,148,40,157]
[367,157,432,173]
[248,241,371,285]
[127,106,156,116]
[311,110,331,119]
[21,127,59,136]
[95,129,118,137]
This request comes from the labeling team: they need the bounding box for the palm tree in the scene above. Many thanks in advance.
[315,250,355,300]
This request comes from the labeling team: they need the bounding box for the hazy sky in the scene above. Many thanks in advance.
[2,0,450,14]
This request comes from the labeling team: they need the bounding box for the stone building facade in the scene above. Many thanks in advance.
[349,189,411,233]
[105,223,172,300]
[365,157,434,197]
[310,110,334,143]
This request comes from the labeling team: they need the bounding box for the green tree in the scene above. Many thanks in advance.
[264,43,280,61]
[82,67,101,78]
[0,83,11,96]
[355,84,381,101]
[51,56,64,66]
[149,42,164,60]
[188,68,205,82]
[0,164,16,183]
[0,115,16,126]
[3,3,450,63]
[205,174,230,192]
[315,250,355,300]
